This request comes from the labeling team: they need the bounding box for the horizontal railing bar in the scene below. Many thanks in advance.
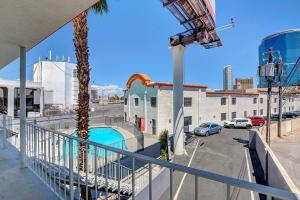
[19,121,300,199]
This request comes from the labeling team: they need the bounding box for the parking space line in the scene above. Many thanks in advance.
[245,148,255,200]
[174,139,200,200]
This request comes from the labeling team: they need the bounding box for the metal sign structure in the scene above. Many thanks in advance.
[161,0,222,48]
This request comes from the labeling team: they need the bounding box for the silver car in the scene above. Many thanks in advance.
[194,123,222,136]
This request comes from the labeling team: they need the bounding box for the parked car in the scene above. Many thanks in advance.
[194,123,222,136]
[292,111,300,117]
[224,118,252,129]
[247,116,266,126]
[271,114,286,121]
[283,112,298,118]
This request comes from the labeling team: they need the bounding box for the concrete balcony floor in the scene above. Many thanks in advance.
[0,135,59,200]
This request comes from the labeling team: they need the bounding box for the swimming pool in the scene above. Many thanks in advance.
[65,127,127,157]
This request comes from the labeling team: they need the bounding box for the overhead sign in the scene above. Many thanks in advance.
[203,0,216,22]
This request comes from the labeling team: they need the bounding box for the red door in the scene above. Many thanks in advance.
[140,118,145,132]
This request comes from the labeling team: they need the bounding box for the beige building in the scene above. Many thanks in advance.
[124,74,300,136]
[235,77,254,90]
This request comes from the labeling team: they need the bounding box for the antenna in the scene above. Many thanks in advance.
[216,18,235,32]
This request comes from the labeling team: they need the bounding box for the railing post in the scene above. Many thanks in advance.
[69,138,74,200]
[33,120,37,167]
[2,114,6,149]
[149,163,152,200]
[117,153,121,200]
[226,184,230,200]
[132,158,135,200]
[170,169,173,200]
[195,175,198,200]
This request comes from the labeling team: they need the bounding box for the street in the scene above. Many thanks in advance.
[161,128,259,200]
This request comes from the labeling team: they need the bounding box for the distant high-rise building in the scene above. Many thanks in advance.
[258,29,300,87]
[235,77,254,90]
[223,65,233,91]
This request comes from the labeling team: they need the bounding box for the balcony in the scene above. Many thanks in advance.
[1,114,300,200]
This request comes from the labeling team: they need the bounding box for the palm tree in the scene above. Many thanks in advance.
[73,1,108,171]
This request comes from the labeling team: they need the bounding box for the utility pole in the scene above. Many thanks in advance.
[266,48,273,146]
[277,59,283,138]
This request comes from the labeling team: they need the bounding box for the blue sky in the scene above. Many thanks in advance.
[1,0,300,89]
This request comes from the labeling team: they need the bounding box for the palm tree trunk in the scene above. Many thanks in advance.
[73,11,90,171]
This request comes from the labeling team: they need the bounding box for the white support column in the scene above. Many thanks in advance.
[144,90,148,133]
[20,46,26,168]
[7,86,14,117]
[39,88,44,116]
[171,44,185,155]
[128,94,131,122]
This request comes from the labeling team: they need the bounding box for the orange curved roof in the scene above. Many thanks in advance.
[126,74,151,89]
[126,73,208,90]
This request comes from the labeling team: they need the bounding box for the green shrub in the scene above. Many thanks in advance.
[63,123,70,130]
[48,124,56,130]
[159,130,169,160]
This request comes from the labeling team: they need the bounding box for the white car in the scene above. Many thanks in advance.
[224,118,252,129]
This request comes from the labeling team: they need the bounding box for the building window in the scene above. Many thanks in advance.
[124,112,127,121]
[260,109,263,115]
[134,98,139,106]
[184,97,192,107]
[260,98,263,104]
[221,113,227,121]
[150,97,157,107]
[292,106,294,110]
[289,106,291,111]
[274,108,277,113]
[221,97,227,105]
[73,69,77,78]
[253,110,257,116]
[231,112,236,119]
[231,98,236,105]
[184,116,192,126]
[124,98,127,105]
[244,111,247,117]
[274,98,277,103]
[253,98,257,104]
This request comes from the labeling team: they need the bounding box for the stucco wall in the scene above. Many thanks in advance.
[249,131,300,194]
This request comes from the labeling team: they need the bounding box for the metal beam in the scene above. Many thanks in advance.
[180,14,206,25]
[163,0,180,7]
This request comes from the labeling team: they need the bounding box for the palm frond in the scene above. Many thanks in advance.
[91,0,109,15]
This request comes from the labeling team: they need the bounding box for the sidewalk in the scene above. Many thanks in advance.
[271,130,300,190]
[0,133,59,200]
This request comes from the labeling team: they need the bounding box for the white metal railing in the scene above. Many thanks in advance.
[1,113,300,200]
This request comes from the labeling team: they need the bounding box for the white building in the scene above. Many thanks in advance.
[223,65,233,91]
[33,59,79,110]
[0,80,43,117]
[124,74,300,136]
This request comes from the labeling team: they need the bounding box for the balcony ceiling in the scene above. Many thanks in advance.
[0,0,99,69]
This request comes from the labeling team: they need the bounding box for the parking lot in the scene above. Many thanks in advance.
[160,128,260,200]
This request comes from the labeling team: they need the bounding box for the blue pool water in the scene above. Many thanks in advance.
[64,127,127,158]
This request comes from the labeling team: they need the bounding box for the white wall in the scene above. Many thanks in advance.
[124,79,300,136]
[33,61,78,109]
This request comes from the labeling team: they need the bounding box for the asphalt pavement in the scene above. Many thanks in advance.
[160,128,259,200]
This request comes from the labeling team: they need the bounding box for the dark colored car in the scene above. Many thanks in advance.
[271,114,286,121]
[247,116,266,126]
[292,111,300,116]
[283,112,298,118]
